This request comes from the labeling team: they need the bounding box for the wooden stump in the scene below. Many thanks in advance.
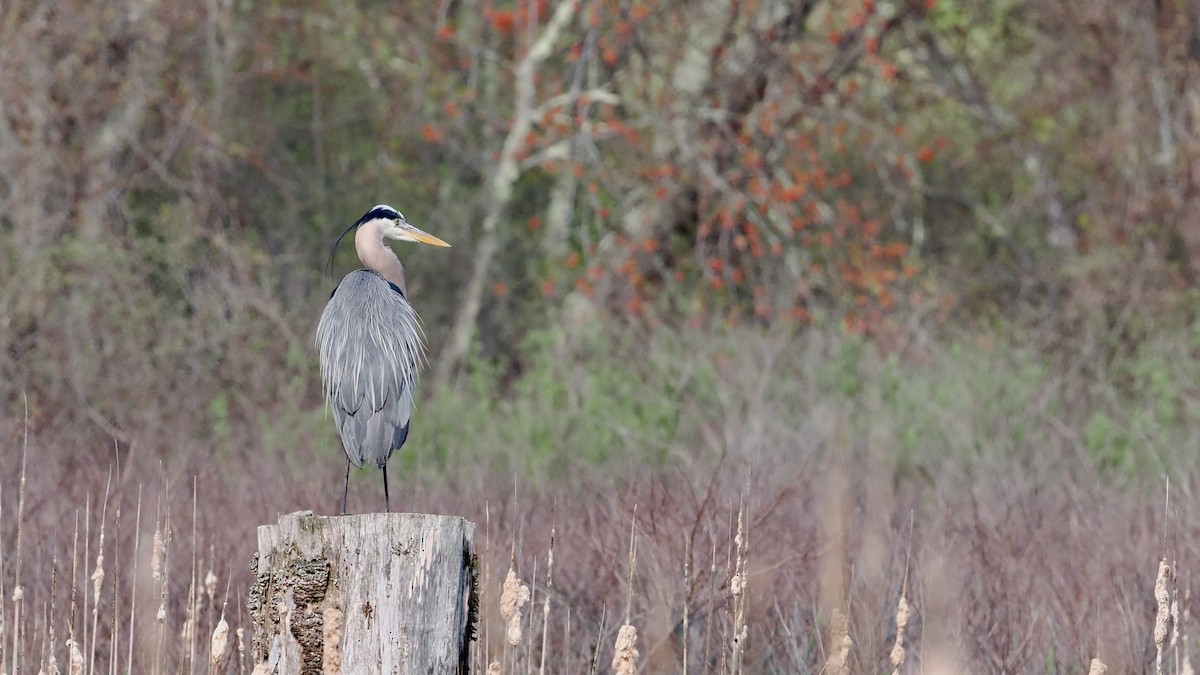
[248,511,478,674]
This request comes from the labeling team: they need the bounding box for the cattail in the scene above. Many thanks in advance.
[890,594,910,673]
[210,615,229,666]
[205,570,218,608]
[824,609,852,675]
[237,627,247,674]
[181,612,195,650]
[1155,559,1172,675]
[500,568,530,647]
[89,555,104,610]
[486,662,501,675]
[151,531,164,582]
[65,639,83,675]
[1088,658,1107,674]
[611,624,639,675]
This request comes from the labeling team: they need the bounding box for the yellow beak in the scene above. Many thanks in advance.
[398,222,451,247]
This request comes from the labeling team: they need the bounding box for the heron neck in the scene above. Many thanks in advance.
[355,221,407,293]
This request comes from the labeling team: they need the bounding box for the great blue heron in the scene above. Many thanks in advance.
[316,204,450,514]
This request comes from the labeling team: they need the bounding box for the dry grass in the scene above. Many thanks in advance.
[0,386,1197,675]
[2,424,1200,672]
[4,324,1200,672]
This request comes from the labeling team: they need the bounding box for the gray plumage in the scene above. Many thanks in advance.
[316,204,450,514]
[316,269,423,469]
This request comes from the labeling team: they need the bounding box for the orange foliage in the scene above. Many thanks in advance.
[419,124,444,143]
[488,9,515,33]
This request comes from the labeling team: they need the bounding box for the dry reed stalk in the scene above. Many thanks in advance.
[81,497,91,675]
[589,604,608,675]
[610,624,638,675]
[563,605,571,675]
[623,509,637,626]
[539,527,555,675]
[181,579,197,669]
[526,556,539,668]
[236,627,246,675]
[154,508,170,675]
[483,502,491,674]
[45,642,59,675]
[682,538,689,674]
[1183,589,1195,675]
[701,537,716,668]
[11,395,29,675]
[730,500,749,674]
[88,473,111,675]
[609,508,640,675]
[125,487,142,674]
[1154,558,1173,675]
[187,479,199,673]
[890,521,913,675]
[47,561,57,675]
[66,513,79,673]
[108,500,122,675]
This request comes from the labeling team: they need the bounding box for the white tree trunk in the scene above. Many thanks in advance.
[248,511,478,674]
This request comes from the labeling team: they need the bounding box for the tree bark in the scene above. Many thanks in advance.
[248,511,478,674]
[432,0,578,389]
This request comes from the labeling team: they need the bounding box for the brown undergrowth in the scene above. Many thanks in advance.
[0,415,1194,673]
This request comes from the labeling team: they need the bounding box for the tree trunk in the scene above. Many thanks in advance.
[248,511,478,674]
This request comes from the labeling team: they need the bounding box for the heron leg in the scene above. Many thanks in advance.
[383,464,391,514]
[341,458,350,515]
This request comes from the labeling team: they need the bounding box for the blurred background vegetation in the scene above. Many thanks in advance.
[3,0,1200,670]
[2,0,1200,487]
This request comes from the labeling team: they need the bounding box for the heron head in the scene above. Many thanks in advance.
[327,205,451,276]
[374,206,451,248]
[350,204,451,247]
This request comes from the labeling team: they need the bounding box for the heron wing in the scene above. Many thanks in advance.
[316,270,424,468]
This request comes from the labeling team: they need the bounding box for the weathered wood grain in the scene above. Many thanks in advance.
[248,511,477,674]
